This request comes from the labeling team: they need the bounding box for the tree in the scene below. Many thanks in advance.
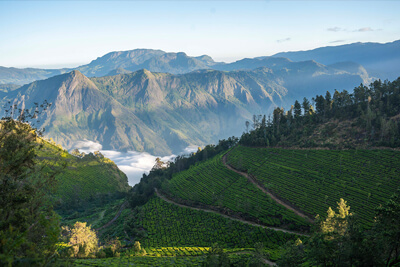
[307,199,353,266]
[293,100,302,119]
[302,97,310,116]
[320,198,351,236]
[374,190,400,266]
[152,157,165,170]
[0,102,61,266]
[278,238,305,267]
[63,221,99,258]
[245,121,250,133]
[134,241,141,252]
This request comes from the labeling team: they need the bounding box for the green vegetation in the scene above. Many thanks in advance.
[62,221,100,258]
[280,193,400,266]
[71,253,261,266]
[227,145,400,226]
[0,118,61,266]
[129,137,238,208]
[241,78,400,149]
[33,140,130,216]
[162,154,308,229]
[125,196,297,260]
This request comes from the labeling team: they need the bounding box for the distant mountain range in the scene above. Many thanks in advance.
[273,40,400,81]
[1,40,398,86]
[2,63,366,155]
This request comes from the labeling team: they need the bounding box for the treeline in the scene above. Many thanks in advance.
[128,137,238,208]
[241,77,400,148]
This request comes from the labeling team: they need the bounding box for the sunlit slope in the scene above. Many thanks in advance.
[36,140,130,203]
[132,196,297,257]
[161,154,309,229]
[227,145,400,226]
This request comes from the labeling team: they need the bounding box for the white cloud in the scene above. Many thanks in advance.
[182,145,199,154]
[329,39,346,44]
[70,140,199,186]
[276,38,291,43]
[327,27,344,32]
[72,140,103,151]
[356,27,373,32]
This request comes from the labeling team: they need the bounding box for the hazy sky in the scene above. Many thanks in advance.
[1,1,399,68]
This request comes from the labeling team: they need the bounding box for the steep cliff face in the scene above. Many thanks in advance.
[6,70,171,154]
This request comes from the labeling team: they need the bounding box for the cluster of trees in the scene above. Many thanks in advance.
[129,137,238,208]
[241,78,400,148]
[279,194,400,266]
[70,149,105,160]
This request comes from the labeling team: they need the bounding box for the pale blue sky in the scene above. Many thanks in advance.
[1,1,399,68]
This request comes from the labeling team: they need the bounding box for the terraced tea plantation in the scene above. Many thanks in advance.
[134,196,298,260]
[162,154,308,229]
[72,253,258,266]
[227,145,400,226]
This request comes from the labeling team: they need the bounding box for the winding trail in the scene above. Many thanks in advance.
[96,201,128,231]
[222,152,314,223]
[155,189,309,237]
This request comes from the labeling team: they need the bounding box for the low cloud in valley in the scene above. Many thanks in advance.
[72,141,199,186]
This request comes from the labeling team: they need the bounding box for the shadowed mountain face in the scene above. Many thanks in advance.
[1,65,366,155]
[273,40,400,80]
[6,70,171,154]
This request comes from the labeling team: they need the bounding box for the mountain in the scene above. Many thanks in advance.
[273,40,400,80]
[214,57,371,97]
[1,64,367,155]
[0,66,69,85]
[5,70,171,154]
[0,49,218,85]
[76,49,217,77]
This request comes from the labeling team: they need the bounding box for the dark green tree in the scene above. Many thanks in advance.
[302,97,310,116]
[0,103,61,266]
[293,100,302,119]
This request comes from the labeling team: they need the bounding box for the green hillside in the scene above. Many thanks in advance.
[131,196,298,251]
[227,145,400,227]
[161,153,309,230]
[36,139,130,210]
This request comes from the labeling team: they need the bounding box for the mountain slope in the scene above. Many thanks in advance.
[92,68,287,153]
[214,58,370,97]
[273,40,400,80]
[5,70,171,154]
[37,139,130,204]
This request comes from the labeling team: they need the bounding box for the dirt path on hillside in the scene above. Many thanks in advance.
[155,189,309,237]
[222,152,314,223]
[96,201,128,231]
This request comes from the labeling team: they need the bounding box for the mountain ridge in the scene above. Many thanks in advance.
[273,40,400,80]
[2,40,394,86]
